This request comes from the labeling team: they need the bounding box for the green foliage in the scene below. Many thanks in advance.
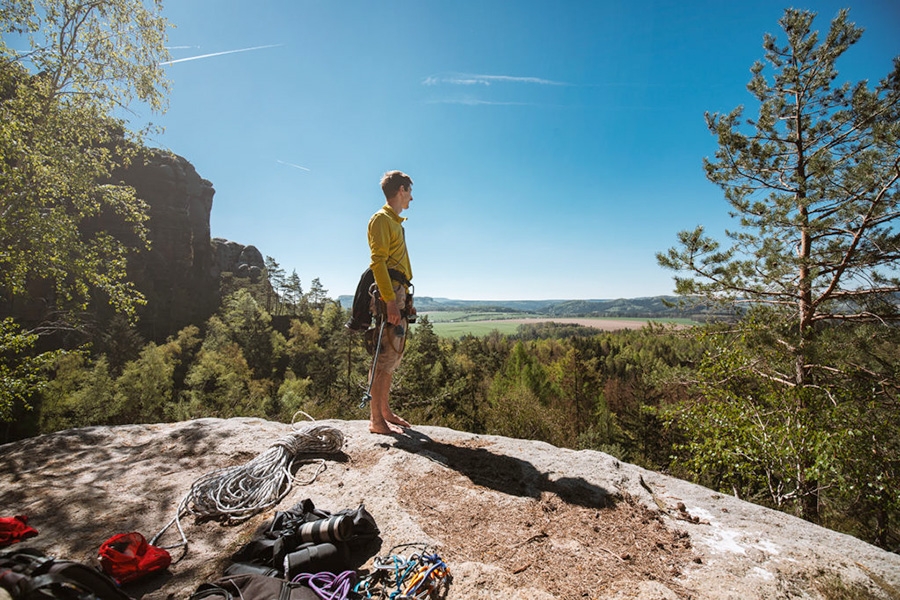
[275,372,314,422]
[0,318,60,422]
[34,324,200,433]
[284,319,323,379]
[662,318,900,546]
[263,256,307,317]
[179,342,254,418]
[174,291,285,419]
[291,299,357,405]
[218,289,286,378]
[40,353,115,431]
[483,342,565,444]
[826,395,900,548]
[1,0,171,321]
[1,0,170,114]
[434,332,509,433]
[392,316,466,425]
[112,341,176,424]
[96,314,146,376]
[665,372,829,509]
[307,278,328,310]
[513,321,597,340]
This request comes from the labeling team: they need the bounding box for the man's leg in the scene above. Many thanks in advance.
[382,394,410,430]
[368,366,402,434]
[368,321,410,434]
[368,283,411,434]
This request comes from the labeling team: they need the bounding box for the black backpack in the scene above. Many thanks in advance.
[0,548,132,600]
[190,573,320,600]
[345,268,411,332]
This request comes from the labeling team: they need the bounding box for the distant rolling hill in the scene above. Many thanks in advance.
[338,295,728,320]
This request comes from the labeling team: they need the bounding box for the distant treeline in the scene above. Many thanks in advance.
[338,295,733,321]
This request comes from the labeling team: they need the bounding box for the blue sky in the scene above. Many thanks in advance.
[138,0,899,301]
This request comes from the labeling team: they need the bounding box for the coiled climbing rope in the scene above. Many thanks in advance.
[293,570,357,600]
[151,421,344,555]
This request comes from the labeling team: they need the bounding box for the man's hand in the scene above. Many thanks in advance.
[385,299,402,325]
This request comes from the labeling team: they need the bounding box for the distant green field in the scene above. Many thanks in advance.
[418,313,698,338]
[419,310,543,337]
[429,321,523,337]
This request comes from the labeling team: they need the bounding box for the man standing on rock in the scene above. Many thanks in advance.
[366,170,415,434]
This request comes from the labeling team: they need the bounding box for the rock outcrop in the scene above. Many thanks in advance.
[1,418,898,600]
[119,153,275,340]
[119,151,220,341]
[1,146,273,344]
[211,238,266,283]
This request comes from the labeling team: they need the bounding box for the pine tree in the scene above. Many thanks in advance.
[657,8,900,526]
[659,9,899,384]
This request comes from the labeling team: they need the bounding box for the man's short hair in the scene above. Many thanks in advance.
[381,170,413,199]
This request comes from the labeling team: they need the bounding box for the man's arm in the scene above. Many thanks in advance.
[368,214,395,300]
[368,213,402,324]
[383,299,402,325]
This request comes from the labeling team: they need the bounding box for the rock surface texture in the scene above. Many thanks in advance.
[1,418,898,599]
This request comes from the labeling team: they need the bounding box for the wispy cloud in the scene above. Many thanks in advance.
[423,73,566,86]
[427,98,530,106]
[161,44,281,66]
[276,160,310,172]
[422,73,565,107]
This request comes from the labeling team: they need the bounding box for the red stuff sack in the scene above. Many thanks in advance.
[0,515,38,547]
[98,532,171,584]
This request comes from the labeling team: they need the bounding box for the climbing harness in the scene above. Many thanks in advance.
[151,420,345,557]
[353,543,451,600]
[346,268,412,333]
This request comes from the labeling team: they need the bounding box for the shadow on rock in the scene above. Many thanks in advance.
[387,429,616,509]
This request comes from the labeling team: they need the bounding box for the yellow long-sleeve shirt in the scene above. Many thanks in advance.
[367,204,412,302]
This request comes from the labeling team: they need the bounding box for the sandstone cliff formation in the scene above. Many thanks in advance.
[119,150,219,341]
[119,151,270,341]
[3,149,270,343]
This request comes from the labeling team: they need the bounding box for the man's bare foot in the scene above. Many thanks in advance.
[370,420,404,435]
[384,413,410,428]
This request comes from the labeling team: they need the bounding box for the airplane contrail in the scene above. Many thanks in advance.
[277,160,310,172]
[161,44,281,66]
[423,73,566,86]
